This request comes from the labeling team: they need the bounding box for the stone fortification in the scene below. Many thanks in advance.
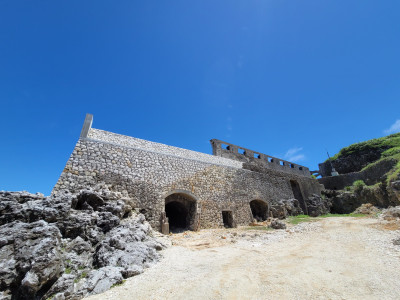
[211,139,310,177]
[53,114,324,231]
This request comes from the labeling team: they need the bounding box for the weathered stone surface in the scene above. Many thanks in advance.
[382,206,400,220]
[52,125,323,229]
[270,219,286,229]
[270,198,303,219]
[93,215,164,274]
[353,203,380,215]
[0,220,63,300]
[0,191,70,226]
[305,194,331,217]
[0,190,166,300]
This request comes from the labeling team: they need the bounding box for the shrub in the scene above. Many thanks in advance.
[353,180,366,191]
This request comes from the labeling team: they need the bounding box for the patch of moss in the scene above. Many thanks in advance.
[111,280,126,288]
[65,267,72,274]
[74,271,88,284]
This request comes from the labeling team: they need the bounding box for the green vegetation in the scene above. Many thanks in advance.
[387,159,400,184]
[288,213,366,224]
[382,146,400,157]
[244,226,273,231]
[319,213,366,218]
[65,267,72,274]
[353,180,366,191]
[74,272,88,283]
[328,132,400,162]
[287,214,312,224]
[111,280,126,288]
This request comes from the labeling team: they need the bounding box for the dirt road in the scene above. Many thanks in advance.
[86,217,400,300]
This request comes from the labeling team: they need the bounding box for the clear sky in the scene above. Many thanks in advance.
[1,1,400,195]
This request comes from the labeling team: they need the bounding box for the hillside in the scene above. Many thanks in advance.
[319,133,400,213]
[320,132,400,178]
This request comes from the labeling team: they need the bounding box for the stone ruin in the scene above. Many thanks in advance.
[53,114,325,233]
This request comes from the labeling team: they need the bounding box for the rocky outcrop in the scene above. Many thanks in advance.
[305,194,331,217]
[0,188,166,300]
[270,198,303,219]
[319,147,390,176]
[324,179,400,214]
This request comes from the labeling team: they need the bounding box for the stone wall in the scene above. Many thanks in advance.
[53,115,323,230]
[318,158,397,190]
[211,139,310,177]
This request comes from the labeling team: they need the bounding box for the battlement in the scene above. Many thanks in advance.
[210,139,310,177]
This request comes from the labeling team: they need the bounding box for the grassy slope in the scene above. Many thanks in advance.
[327,132,400,184]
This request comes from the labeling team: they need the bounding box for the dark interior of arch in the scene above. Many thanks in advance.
[165,193,196,233]
[165,201,188,231]
[250,200,268,221]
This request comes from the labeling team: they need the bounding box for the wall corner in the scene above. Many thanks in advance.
[80,113,93,138]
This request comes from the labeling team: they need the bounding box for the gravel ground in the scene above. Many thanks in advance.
[86,217,400,300]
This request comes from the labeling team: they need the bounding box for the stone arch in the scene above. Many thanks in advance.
[249,199,269,222]
[164,190,198,233]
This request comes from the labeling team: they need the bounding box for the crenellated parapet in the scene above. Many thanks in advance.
[210,139,310,177]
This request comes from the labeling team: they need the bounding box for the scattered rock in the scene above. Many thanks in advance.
[353,203,380,215]
[270,219,286,230]
[381,206,400,220]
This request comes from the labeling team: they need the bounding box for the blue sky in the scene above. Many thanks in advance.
[1,1,400,195]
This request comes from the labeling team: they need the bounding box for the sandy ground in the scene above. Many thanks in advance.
[86,217,400,300]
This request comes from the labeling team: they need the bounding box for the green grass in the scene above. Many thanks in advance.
[287,214,312,225]
[326,132,400,162]
[243,226,273,231]
[288,213,366,224]
[65,267,72,274]
[319,213,366,218]
[386,157,400,184]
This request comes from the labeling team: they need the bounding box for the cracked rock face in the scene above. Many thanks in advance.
[0,189,167,300]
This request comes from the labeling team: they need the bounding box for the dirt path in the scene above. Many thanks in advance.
[86,217,400,300]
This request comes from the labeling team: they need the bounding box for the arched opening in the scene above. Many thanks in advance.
[165,193,197,233]
[250,200,269,221]
[290,180,308,214]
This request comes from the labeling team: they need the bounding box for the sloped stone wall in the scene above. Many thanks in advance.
[53,132,322,230]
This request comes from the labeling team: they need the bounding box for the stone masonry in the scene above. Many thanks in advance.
[53,114,323,231]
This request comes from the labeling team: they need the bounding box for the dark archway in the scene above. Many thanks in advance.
[290,180,308,214]
[222,211,234,228]
[165,193,197,233]
[250,200,269,221]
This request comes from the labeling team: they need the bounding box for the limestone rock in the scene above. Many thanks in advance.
[0,220,63,300]
[270,198,303,219]
[270,219,286,229]
[306,194,331,217]
[0,190,166,300]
